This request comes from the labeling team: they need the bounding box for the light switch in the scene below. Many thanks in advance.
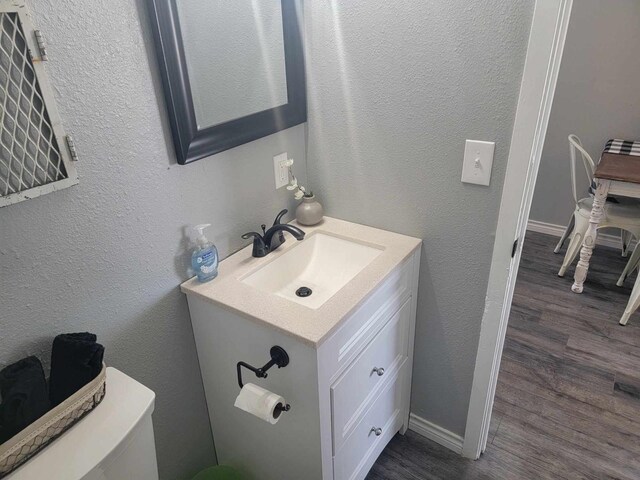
[461,140,495,186]
[273,152,288,189]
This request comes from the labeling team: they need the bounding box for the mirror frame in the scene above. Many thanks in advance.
[148,0,306,165]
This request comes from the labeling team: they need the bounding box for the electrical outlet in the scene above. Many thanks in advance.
[273,152,288,189]
[461,140,495,186]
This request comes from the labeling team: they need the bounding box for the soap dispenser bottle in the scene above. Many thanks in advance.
[191,224,219,282]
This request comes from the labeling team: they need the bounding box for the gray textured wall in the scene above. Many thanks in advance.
[304,1,533,436]
[0,0,306,478]
[530,0,640,226]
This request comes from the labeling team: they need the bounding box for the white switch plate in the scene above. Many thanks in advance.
[273,152,288,189]
[461,140,495,186]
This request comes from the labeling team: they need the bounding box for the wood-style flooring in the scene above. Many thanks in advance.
[367,231,640,479]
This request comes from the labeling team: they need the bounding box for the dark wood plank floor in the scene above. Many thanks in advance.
[367,231,640,479]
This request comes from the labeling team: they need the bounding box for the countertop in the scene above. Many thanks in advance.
[180,217,422,347]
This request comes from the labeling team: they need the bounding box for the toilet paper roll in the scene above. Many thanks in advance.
[234,383,287,424]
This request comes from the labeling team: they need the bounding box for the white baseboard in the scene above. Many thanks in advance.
[527,219,628,250]
[408,413,463,455]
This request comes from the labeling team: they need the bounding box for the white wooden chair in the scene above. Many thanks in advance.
[555,135,640,277]
[620,257,640,324]
[616,242,640,287]
[618,239,640,324]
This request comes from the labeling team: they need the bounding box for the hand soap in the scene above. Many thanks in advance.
[191,224,219,282]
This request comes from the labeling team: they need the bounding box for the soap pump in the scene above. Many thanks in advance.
[191,224,219,282]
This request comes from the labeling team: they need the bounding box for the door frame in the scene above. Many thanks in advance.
[462,0,573,459]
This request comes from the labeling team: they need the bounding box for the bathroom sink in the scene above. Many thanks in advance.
[241,232,383,309]
[181,216,422,344]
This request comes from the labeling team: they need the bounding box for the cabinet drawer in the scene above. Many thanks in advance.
[331,298,410,451]
[333,363,406,480]
[321,258,412,381]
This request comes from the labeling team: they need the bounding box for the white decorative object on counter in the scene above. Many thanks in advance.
[296,194,324,226]
[285,158,325,225]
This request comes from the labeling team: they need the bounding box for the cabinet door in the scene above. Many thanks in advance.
[331,298,410,452]
[321,259,413,381]
[333,363,406,480]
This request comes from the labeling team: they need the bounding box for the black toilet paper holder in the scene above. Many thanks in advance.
[237,346,291,413]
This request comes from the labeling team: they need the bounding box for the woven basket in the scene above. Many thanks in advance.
[0,363,107,478]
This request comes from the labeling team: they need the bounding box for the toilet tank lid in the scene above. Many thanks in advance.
[6,367,156,480]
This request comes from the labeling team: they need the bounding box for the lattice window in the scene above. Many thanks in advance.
[0,0,77,207]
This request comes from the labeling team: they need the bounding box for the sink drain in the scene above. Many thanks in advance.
[296,286,313,297]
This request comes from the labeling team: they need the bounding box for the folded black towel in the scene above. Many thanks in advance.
[0,356,50,444]
[49,332,104,407]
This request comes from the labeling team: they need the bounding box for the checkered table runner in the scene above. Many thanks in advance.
[603,138,640,156]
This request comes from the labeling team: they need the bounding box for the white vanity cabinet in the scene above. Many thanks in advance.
[182,218,421,480]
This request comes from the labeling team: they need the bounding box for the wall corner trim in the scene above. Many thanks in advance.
[463,0,573,461]
[408,413,464,455]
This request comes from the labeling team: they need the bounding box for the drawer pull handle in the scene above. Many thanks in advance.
[370,427,383,436]
[372,367,385,377]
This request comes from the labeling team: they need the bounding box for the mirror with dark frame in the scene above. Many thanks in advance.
[148,0,306,165]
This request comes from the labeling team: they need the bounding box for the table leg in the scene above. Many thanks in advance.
[572,179,610,293]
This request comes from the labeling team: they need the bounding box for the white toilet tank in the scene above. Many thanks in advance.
[6,367,159,480]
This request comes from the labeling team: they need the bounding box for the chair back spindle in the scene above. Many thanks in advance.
[568,134,597,205]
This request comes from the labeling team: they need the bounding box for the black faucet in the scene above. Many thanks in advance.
[242,209,305,258]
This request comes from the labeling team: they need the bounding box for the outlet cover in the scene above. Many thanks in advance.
[461,140,495,186]
[273,152,288,189]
